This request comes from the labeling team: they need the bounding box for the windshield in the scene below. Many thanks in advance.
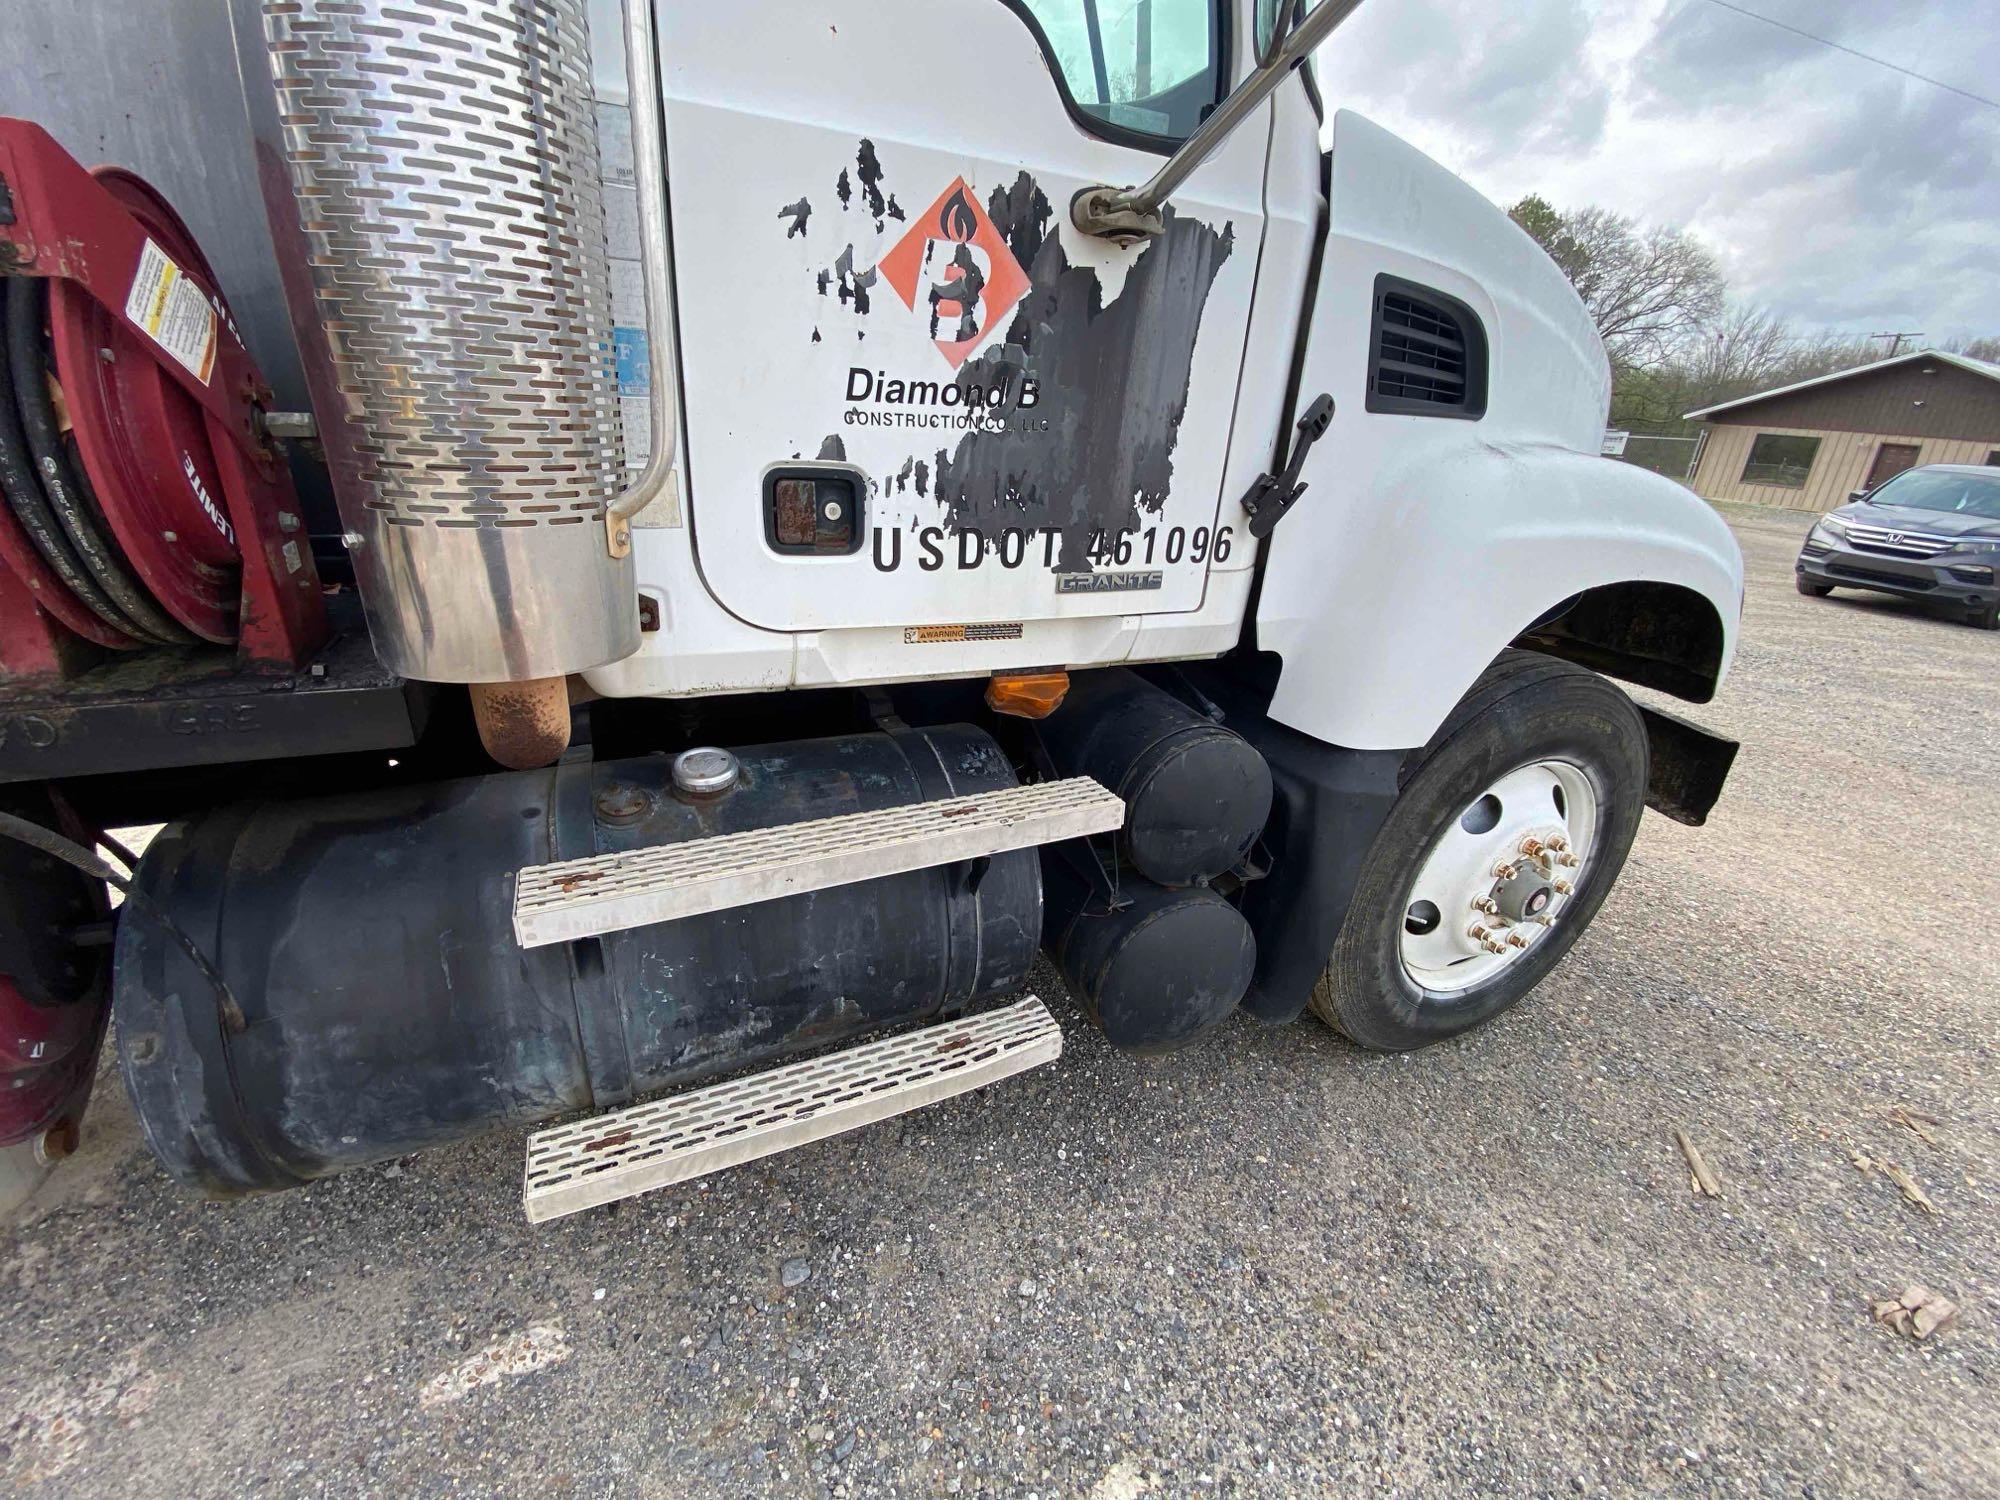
[1864,469,2000,521]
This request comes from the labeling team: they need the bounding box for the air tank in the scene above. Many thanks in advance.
[1037,669,1273,887]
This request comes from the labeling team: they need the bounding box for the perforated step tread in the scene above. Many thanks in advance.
[511,776,1123,947]
[523,995,1063,1222]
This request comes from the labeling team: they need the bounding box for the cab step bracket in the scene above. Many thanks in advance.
[522,994,1064,1222]
[510,776,1124,947]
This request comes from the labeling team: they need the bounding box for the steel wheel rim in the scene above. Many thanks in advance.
[1397,758,1600,995]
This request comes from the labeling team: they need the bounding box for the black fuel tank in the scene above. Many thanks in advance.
[114,725,1039,1195]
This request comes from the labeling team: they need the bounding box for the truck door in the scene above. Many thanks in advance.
[655,1,1266,633]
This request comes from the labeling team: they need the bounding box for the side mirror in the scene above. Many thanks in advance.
[1848,489,1871,502]
[1072,0,1367,244]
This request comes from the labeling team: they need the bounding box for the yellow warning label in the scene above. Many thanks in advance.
[123,239,217,385]
[902,623,1026,644]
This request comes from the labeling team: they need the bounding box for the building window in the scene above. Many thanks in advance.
[1011,0,1224,144]
[1740,433,1820,488]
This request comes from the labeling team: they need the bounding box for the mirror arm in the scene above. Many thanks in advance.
[1071,0,1367,244]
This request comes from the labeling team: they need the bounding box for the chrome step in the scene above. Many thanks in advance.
[522,995,1063,1223]
[511,776,1124,948]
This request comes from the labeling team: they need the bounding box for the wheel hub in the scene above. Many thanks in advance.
[1397,760,1598,994]
[1489,859,1555,923]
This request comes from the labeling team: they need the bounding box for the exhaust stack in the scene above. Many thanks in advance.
[237,0,636,685]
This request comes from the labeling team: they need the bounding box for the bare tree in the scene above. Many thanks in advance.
[1511,194,2000,434]
[1510,195,1726,372]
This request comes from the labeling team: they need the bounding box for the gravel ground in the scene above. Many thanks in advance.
[3,504,1995,1497]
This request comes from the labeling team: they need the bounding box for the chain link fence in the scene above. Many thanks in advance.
[1613,433,1701,483]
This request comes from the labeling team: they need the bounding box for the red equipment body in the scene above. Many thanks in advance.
[0,118,326,676]
[0,121,331,1154]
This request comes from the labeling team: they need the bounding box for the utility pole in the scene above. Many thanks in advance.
[1867,331,1925,357]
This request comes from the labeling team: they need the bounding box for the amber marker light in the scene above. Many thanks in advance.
[985,670,1069,719]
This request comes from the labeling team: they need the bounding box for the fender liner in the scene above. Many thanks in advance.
[1233,719,1401,1024]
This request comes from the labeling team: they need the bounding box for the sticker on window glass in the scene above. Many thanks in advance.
[613,325,651,471]
[123,239,218,384]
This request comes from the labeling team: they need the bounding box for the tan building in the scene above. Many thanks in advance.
[1684,350,2000,511]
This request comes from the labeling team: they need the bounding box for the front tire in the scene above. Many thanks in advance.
[1310,651,1647,1051]
[1965,599,2000,630]
[1796,576,1833,597]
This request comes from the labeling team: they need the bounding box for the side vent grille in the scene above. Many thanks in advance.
[1367,277,1488,419]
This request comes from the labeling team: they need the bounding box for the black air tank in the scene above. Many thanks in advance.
[1037,669,1272,887]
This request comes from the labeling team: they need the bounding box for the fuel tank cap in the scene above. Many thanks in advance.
[672,746,740,796]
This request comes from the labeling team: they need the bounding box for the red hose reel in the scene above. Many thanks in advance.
[0,118,325,675]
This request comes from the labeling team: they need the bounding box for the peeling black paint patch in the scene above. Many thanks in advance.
[836,169,852,210]
[778,197,812,238]
[886,194,905,222]
[931,178,1234,571]
[817,435,847,462]
[856,140,888,230]
[832,244,876,315]
[815,269,829,296]
[928,241,986,343]
[987,175,1053,270]
[914,458,929,498]
[812,328,822,344]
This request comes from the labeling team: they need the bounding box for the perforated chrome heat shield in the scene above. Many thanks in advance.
[238,0,636,682]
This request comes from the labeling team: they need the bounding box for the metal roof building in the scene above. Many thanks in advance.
[1683,350,2000,511]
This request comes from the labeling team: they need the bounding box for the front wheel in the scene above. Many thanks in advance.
[1310,651,1647,1051]
[1796,576,1833,597]
[1964,598,2000,630]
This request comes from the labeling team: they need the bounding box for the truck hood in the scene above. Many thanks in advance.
[1326,111,1611,455]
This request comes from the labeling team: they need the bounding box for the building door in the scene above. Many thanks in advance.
[1864,443,1921,491]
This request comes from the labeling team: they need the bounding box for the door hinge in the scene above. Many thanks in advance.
[1239,393,1333,539]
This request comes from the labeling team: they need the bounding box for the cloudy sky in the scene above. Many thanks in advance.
[1314,0,1999,342]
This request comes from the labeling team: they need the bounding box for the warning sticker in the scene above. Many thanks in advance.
[123,239,217,384]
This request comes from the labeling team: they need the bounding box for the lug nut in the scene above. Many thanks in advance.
[1493,861,1518,880]
[1520,837,1546,857]
[1547,835,1569,852]
[1505,932,1529,949]
[1553,879,1574,895]
[1473,896,1499,916]
[1558,853,1580,869]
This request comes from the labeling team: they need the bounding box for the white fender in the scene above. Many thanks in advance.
[1257,439,1742,749]
[1255,111,1742,751]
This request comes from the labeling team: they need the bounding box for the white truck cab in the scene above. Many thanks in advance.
[0,0,1740,1219]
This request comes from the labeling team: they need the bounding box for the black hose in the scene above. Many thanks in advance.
[0,288,144,644]
[4,278,192,645]
[0,810,244,1034]
[96,829,143,874]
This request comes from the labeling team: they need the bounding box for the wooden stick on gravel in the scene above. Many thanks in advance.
[1674,1129,1723,1198]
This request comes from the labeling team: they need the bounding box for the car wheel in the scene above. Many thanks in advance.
[1310,650,1647,1051]
[1796,577,1832,598]
[1964,598,2000,630]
